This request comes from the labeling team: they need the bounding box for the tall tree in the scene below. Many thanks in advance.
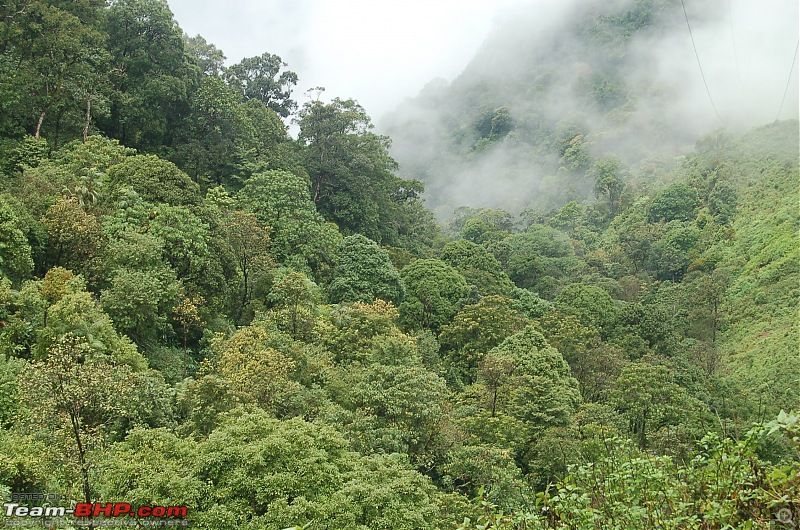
[18,334,137,506]
[237,170,341,278]
[493,326,581,436]
[170,76,262,186]
[107,154,201,206]
[0,1,110,142]
[103,0,194,150]
[0,194,34,283]
[183,33,225,77]
[298,96,422,243]
[399,259,470,332]
[439,295,529,384]
[224,52,297,118]
[328,234,405,305]
[591,156,627,216]
[221,210,272,323]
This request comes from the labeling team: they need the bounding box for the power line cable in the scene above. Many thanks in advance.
[775,41,799,122]
[680,0,725,125]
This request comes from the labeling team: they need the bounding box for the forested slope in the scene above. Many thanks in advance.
[0,0,797,528]
[714,123,799,412]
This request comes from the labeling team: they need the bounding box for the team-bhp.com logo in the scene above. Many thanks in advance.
[3,493,188,527]
[4,503,187,518]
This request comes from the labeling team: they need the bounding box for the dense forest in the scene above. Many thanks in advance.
[0,0,797,528]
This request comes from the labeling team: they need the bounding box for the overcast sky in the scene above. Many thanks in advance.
[168,0,798,130]
[168,0,522,121]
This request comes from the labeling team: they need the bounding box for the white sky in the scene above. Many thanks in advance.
[167,0,522,121]
[167,0,799,132]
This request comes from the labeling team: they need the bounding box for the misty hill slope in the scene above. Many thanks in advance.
[711,121,800,411]
[380,0,797,218]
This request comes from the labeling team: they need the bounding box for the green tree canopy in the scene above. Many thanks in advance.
[489,326,581,437]
[194,409,441,529]
[238,170,342,278]
[591,156,627,215]
[0,194,34,282]
[439,295,529,385]
[107,154,201,206]
[399,259,470,332]
[328,234,405,305]
[440,239,514,297]
[102,0,194,150]
[224,52,298,118]
[648,182,699,222]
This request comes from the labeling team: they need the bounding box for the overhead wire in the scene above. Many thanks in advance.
[680,0,725,125]
[775,41,799,122]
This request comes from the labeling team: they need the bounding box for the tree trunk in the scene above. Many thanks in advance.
[183,327,188,380]
[69,411,94,529]
[83,94,93,143]
[34,110,46,139]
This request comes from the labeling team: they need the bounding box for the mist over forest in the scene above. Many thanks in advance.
[381,0,799,216]
[0,0,798,528]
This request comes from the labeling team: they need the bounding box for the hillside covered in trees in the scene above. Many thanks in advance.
[0,0,797,528]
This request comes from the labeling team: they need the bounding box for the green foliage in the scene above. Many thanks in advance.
[504,225,580,298]
[224,52,298,117]
[456,411,799,529]
[440,295,529,385]
[102,0,193,150]
[97,427,205,513]
[711,122,800,412]
[175,374,239,438]
[194,409,441,529]
[18,334,140,501]
[510,287,553,318]
[108,154,201,205]
[222,209,272,323]
[648,182,699,222]
[53,135,135,175]
[0,4,795,527]
[328,234,405,305]
[650,220,700,281]
[440,239,515,296]
[0,1,109,141]
[195,410,350,528]
[548,413,799,529]
[100,267,181,348]
[184,34,225,76]
[536,310,624,402]
[32,270,147,369]
[334,362,450,466]
[239,170,342,278]
[591,156,628,216]
[171,76,276,186]
[298,96,431,248]
[399,259,470,332]
[554,283,618,337]
[0,194,34,282]
[492,326,581,437]
[328,452,441,530]
[210,325,300,415]
[40,197,102,275]
[319,299,401,363]
[441,444,529,512]
[106,202,219,297]
[609,362,709,452]
[0,354,26,428]
[2,135,49,173]
[266,269,320,341]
